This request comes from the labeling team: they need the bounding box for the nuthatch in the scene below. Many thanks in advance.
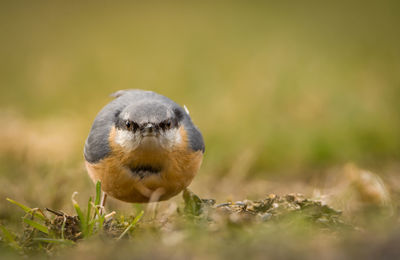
[84,90,204,206]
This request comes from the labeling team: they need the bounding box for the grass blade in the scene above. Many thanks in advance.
[6,198,46,221]
[86,197,92,230]
[118,210,144,240]
[60,215,67,240]
[33,238,75,245]
[0,224,21,250]
[72,192,88,237]
[23,218,49,234]
[95,181,101,206]
[91,203,105,233]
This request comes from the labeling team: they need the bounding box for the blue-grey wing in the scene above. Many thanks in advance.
[84,97,127,163]
[181,112,205,153]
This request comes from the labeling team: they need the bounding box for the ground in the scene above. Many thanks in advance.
[1,177,400,259]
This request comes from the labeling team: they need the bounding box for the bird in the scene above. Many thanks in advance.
[83,89,205,208]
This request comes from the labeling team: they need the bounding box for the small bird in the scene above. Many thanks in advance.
[84,90,204,207]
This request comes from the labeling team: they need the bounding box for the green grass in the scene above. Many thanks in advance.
[1,181,146,255]
[71,180,105,238]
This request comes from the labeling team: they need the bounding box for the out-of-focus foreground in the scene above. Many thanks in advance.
[1,1,400,259]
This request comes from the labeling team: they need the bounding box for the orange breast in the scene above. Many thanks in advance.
[85,126,203,203]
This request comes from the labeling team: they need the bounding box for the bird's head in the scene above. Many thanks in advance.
[114,101,185,151]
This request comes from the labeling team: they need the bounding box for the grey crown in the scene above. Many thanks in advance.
[84,90,205,163]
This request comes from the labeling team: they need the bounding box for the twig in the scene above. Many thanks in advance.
[45,208,65,216]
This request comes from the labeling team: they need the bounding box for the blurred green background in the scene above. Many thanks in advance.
[0,1,400,215]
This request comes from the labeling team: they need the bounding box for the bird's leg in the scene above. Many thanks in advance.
[99,192,107,215]
[146,188,166,219]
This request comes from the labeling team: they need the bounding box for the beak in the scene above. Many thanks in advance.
[141,123,157,136]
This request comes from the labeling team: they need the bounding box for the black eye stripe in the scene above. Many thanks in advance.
[118,120,139,131]
[117,118,178,131]
[158,119,176,130]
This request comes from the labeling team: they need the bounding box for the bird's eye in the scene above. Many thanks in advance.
[125,121,131,129]
[165,120,172,129]
[159,122,165,130]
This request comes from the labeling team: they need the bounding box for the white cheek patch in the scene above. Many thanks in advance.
[115,129,140,151]
[114,128,183,151]
[159,128,182,150]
